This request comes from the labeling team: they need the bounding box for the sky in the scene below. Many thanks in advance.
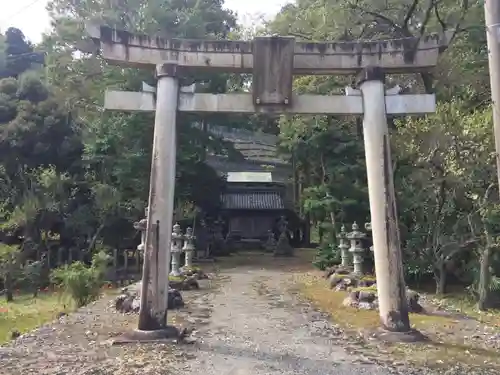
[0,0,291,43]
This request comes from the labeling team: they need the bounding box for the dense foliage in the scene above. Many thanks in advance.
[267,0,499,309]
[0,0,499,311]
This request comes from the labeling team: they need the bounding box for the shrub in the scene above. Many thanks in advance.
[22,258,46,297]
[313,242,340,270]
[0,244,21,302]
[50,251,110,307]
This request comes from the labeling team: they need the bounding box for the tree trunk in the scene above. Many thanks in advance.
[303,214,311,245]
[328,212,337,245]
[479,212,495,311]
[4,272,13,302]
[434,261,447,295]
[87,223,106,254]
[478,246,492,311]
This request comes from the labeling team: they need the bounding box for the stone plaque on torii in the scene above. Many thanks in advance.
[86,24,443,339]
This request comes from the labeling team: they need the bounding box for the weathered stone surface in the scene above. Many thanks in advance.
[328,273,345,288]
[182,267,209,280]
[358,278,376,287]
[114,287,184,313]
[407,289,423,313]
[115,293,139,313]
[324,267,336,279]
[328,270,377,292]
[169,275,200,291]
[342,287,423,313]
[167,288,185,309]
[358,290,376,303]
[324,265,351,279]
[273,217,293,257]
[273,232,294,257]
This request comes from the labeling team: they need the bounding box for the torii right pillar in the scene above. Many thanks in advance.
[358,67,414,337]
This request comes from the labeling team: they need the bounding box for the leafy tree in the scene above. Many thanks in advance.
[38,0,246,253]
[0,244,21,301]
[0,28,44,79]
[265,0,500,309]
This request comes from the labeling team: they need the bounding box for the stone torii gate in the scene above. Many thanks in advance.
[87,25,441,339]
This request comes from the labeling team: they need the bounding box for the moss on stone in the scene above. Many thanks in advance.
[352,286,378,292]
[360,275,376,281]
[186,266,202,272]
[169,275,185,282]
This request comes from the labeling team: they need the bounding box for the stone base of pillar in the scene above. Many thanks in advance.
[371,328,427,343]
[170,252,182,276]
[110,326,183,345]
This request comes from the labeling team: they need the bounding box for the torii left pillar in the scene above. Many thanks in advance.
[137,63,178,332]
[358,67,410,335]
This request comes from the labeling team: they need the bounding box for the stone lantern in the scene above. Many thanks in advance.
[264,230,277,252]
[337,224,351,268]
[170,223,184,277]
[347,222,366,276]
[364,222,373,252]
[182,227,195,271]
[212,219,225,254]
[133,207,148,252]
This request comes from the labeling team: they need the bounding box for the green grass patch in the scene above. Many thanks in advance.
[0,292,73,344]
[424,292,500,327]
[293,271,500,370]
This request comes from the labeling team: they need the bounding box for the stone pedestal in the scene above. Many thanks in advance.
[134,208,148,253]
[337,224,351,268]
[365,222,373,252]
[212,219,227,256]
[264,230,277,252]
[274,216,293,257]
[182,227,195,271]
[170,223,183,277]
[347,222,366,276]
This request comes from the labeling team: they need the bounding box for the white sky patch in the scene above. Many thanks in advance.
[0,0,291,43]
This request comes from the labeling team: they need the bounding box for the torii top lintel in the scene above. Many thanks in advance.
[87,25,443,75]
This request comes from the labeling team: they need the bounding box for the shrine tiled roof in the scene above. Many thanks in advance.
[221,191,284,210]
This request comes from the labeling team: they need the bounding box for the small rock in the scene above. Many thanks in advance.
[349,290,360,301]
[358,301,375,310]
[324,267,338,279]
[358,290,376,303]
[335,268,351,276]
[407,289,423,313]
[328,273,344,288]
[168,288,184,309]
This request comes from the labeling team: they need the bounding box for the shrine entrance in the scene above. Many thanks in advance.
[87,24,443,335]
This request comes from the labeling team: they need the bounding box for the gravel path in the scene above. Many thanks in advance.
[178,266,398,375]
[1,262,497,375]
[0,289,187,375]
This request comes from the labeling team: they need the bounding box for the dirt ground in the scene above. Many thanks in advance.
[1,250,499,375]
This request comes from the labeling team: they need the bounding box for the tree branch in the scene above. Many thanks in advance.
[347,1,412,38]
[435,0,470,51]
[416,0,436,40]
[403,0,420,29]
[433,1,447,32]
